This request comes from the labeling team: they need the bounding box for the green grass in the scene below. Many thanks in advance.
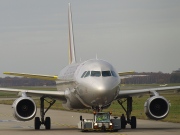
[105,94,180,123]
[0,84,179,123]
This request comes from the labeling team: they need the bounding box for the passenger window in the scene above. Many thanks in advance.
[91,71,101,77]
[111,71,118,77]
[102,71,111,77]
[81,71,87,78]
[84,71,90,78]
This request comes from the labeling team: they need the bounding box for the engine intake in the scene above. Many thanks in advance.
[144,96,169,120]
[12,97,37,121]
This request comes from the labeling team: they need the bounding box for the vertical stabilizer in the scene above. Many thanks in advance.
[68,3,76,64]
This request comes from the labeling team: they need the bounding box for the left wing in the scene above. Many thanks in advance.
[0,87,66,101]
[118,71,135,76]
[116,86,180,99]
[118,71,148,79]
[3,72,58,81]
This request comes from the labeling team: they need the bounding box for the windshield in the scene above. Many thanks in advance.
[81,71,87,78]
[81,70,117,78]
[102,71,111,77]
[95,113,110,123]
[111,71,118,77]
[91,71,101,77]
[84,71,90,77]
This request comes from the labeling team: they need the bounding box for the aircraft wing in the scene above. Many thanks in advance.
[118,71,135,76]
[0,87,66,101]
[3,72,58,81]
[116,86,180,99]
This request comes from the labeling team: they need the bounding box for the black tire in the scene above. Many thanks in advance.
[45,117,51,130]
[131,116,136,129]
[121,116,126,129]
[34,117,41,130]
[101,125,106,132]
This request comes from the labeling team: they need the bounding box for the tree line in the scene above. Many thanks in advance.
[0,77,55,87]
[122,72,180,84]
[0,72,180,87]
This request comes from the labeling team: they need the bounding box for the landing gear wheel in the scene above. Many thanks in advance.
[34,117,41,130]
[45,117,51,130]
[131,116,136,129]
[118,97,137,129]
[121,115,126,129]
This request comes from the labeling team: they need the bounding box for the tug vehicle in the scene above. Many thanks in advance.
[78,112,121,132]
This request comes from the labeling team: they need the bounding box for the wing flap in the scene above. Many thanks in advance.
[3,72,58,81]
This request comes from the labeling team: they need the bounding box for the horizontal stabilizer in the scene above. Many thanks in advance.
[3,72,58,81]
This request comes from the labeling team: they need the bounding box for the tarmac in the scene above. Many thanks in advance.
[0,104,180,135]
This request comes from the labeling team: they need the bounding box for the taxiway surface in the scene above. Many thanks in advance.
[0,104,179,135]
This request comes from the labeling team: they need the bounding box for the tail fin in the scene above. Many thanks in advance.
[68,3,76,64]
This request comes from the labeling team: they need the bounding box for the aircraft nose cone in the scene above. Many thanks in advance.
[92,78,118,92]
[88,78,119,106]
[94,82,114,92]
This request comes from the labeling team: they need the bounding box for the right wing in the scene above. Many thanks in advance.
[4,72,58,81]
[0,87,66,101]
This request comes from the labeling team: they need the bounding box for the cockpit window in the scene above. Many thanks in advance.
[82,70,117,78]
[91,71,101,77]
[111,71,118,77]
[84,71,90,78]
[81,71,87,78]
[102,71,111,77]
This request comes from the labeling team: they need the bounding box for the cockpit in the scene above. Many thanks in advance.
[81,70,118,78]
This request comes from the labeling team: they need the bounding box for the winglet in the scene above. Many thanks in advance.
[68,3,76,64]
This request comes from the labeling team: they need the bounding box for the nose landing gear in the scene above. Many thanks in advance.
[92,106,103,112]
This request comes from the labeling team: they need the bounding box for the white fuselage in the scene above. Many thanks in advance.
[56,59,121,110]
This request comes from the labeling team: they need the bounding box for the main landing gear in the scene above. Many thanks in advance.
[117,97,137,129]
[34,97,56,130]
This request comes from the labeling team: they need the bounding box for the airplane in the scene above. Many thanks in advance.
[0,3,180,130]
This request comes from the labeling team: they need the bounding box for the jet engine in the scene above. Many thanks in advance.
[12,97,37,121]
[144,96,169,120]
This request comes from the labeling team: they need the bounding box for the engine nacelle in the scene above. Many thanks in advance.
[144,96,169,120]
[12,97,37,121]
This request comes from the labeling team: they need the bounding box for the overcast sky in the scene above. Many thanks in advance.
[0,0,180,77]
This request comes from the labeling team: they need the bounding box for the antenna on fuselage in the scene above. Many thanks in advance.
[68,3,76,64]
[96,54,98,60]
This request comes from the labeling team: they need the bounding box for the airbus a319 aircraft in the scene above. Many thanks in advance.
[0,3,180,130]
